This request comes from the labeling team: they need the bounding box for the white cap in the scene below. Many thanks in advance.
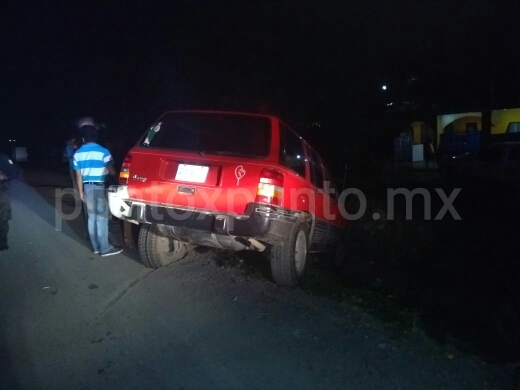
[77,117,95,128]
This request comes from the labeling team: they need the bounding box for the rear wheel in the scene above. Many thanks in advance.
[138,224,187,268]
[269,220,310,287]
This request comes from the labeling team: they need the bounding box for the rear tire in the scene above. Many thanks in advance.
[269,220,310,287]
[138,224,187,268]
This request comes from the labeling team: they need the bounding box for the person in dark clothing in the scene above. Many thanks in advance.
[63,135,79,192]
[0,153,18,250]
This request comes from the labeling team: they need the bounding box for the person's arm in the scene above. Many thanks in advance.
[108,164,117,177]
[73,154,85,201]
[104,150,117,177]
[76,170,84,201]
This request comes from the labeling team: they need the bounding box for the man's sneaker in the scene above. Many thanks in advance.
[93,250,100,254]
[101,247,123,257]
[0,245,8,251]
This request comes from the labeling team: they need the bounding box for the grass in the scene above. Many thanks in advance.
[210,237,425,337]
[300,256,423,335]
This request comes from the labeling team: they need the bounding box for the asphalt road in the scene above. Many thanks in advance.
[0,173,511,390]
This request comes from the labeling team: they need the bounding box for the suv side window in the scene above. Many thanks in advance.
[308,146,325,189]
[279,123,306,177]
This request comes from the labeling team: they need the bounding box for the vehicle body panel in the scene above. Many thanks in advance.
[111,110,347,252]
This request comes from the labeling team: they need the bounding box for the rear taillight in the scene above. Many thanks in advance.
[119,154,132,184]
[255,169,284,206]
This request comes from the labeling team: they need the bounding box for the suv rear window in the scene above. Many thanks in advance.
[139,112,271,158]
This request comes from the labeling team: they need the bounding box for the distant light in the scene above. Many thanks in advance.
[382,85,387,90]
[386,102,394,106]
[296,155,301,159]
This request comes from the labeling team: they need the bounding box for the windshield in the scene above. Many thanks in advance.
[139,112,271,158]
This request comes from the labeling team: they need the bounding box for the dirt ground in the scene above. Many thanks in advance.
[1,166,516,389]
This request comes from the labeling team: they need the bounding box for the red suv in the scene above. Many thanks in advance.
[108,111,347,286]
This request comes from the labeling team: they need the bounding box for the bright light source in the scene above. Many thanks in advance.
[296,155,300,159]
[382,85,387,90]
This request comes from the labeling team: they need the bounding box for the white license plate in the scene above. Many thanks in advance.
[175,164,209,183]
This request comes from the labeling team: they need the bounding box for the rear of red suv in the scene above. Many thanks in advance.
[108,111,346,286]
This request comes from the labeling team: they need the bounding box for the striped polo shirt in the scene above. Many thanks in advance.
[73,143,114,182]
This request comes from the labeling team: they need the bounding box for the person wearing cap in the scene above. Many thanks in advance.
[0,153,18,251]
[73,119,123,256]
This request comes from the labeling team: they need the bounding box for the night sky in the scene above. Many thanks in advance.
[1,0,519,149]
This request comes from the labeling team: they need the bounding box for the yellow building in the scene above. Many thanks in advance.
[436,112,482,145]
[491,107,520,134]
[436,108,520,144]
[410,121,435,144]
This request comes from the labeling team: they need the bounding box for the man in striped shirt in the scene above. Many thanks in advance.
[74,121,123,257]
